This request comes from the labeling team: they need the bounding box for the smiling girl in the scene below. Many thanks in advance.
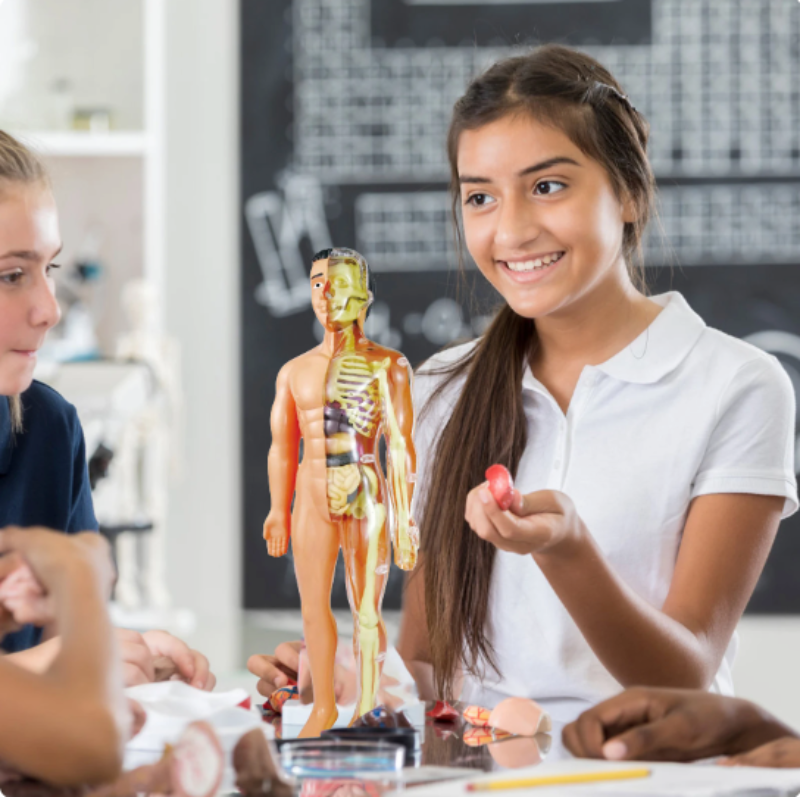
[249,44,797,715]
[399,44,797,711]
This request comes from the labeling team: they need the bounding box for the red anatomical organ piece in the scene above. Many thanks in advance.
[485,465,514,511]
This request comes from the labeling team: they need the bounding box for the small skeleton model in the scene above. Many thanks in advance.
[110,279,183,609]
[263,248,418,738]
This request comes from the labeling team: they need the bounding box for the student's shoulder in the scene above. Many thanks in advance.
[696,326,791,395]
[415,338,479,376]
[413,339,479,405]
[20,380,81,434]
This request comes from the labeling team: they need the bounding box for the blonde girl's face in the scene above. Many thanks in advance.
[457,112,635,320]
[0,182,61,396]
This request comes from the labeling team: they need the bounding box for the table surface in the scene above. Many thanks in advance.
[271,714,556,776]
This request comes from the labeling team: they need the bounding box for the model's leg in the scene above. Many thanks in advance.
[292,494,341,738]
[341,468,391,720]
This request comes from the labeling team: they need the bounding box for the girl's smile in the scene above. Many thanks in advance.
[498,251,567,283]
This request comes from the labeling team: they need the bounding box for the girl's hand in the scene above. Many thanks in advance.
[0,561,52,626]
[465,484,585,555]
[116,628,215,690]
[248,641,302,698]
[142,629,215,690]
[0,528,114,626]
[563,688,792,763]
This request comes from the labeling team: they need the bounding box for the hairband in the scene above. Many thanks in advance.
[588,80,638,114]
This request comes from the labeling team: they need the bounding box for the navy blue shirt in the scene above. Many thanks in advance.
[0,381,97,652]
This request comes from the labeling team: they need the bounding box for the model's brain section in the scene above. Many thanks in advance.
[328,354,384,438]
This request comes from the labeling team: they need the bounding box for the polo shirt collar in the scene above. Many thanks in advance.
[521,292,706,393]
[0,397,12,475]
[596,292,706,384]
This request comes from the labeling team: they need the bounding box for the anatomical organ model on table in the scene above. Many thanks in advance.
[263,247,418,738]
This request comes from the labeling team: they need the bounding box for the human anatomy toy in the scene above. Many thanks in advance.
[263,248,418,738]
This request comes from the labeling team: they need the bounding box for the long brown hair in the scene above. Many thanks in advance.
[0,130,49,433]
[419,44,657,700]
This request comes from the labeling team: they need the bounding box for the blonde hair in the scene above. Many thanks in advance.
[0,130,49,433]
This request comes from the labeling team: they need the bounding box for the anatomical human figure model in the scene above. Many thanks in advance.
[263,248,418,738]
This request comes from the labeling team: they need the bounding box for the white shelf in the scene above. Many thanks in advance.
[12,130,148,157]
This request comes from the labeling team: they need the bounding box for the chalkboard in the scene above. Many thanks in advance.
[241,0,800,612]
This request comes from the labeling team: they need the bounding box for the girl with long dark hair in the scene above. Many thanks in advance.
[250,44,796,715]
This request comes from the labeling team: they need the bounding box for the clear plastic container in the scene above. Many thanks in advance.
[279,740,405,797]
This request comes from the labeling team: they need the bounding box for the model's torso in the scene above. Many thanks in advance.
[288,343,395,519]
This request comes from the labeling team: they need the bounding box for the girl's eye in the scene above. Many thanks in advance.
[0,269,24,285]
[313,282,323,289]
[46,263,61,277]
[534,180,566,196]
[464,192,493,208]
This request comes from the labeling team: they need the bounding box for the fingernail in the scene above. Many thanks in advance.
[274,675,286,688]
[603,741,627,760]
[193,679,204,688]
[479,488,491,505]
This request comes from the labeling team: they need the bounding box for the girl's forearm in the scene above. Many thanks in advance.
[534,533,714,689]
[0,564,126,786]
[48,561,124,704]
[4,636,60,673]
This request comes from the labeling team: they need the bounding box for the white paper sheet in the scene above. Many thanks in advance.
[397,757,800,797]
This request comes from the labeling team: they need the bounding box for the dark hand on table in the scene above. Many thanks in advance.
[563,687,796,763]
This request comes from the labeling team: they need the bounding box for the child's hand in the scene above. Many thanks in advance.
[0,528,114,629]
[0,561,52,626]
[248,642,303,698]
[465,483,585,556]
[562,687,792,763]
[116,628,216,690]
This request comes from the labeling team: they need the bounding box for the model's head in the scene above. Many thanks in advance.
[448,44,654,320]
[311,247,374,331]
[0,132,61,423]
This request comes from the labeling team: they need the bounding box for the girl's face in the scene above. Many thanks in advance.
[0,183,61,396]
[457,113,635,320]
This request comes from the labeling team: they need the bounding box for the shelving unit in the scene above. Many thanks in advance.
[0,0,166,350]
[13,130,150,158]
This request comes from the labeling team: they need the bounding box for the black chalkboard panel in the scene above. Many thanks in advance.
[241,0,800,611]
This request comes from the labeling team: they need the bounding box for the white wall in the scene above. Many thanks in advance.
[162,0,241,673]
[734,616,800,732]
[0,0,143,130]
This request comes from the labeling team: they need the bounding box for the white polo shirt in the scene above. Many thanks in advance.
[412,292,798,711]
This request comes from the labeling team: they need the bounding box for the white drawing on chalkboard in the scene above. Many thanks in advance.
[745,330,800,476]
[245,172,332,316]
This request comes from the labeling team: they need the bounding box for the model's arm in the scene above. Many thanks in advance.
[263,363,301,557]
[0,528,128,787]
[467,489,782,689]
[381,357,418,569]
